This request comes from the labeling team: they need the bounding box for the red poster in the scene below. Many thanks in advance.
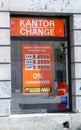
[22,44,54,95]
[10,18,64,37]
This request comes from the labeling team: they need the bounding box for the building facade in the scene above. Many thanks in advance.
[0,0,81,129]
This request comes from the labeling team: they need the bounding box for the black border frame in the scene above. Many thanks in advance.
[10,15,72,113]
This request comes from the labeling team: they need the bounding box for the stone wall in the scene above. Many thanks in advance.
[0,2,81,130]
[0,0,81,13]
[0,12,11,116]
[70,14,81,112]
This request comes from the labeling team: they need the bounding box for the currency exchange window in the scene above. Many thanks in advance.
[10,16,71,114]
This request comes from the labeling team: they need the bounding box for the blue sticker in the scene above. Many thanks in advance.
[60,96,67,106]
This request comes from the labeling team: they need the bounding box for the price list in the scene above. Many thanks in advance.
[25,54,50,70]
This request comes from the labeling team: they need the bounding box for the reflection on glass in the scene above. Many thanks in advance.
[11,41,69,114]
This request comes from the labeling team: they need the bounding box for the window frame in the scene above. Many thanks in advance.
[10,15,72,113]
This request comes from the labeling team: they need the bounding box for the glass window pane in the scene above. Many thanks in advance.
[11,41,69,114]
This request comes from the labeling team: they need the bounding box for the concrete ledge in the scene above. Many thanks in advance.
[10,0,81,13]
[0,113,81,130]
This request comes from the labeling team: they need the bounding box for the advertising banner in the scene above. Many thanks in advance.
[10,18,64,37]
[22,44,53,95]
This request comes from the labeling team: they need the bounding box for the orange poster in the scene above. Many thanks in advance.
[22,44,53,95]
[10,18,64,37]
